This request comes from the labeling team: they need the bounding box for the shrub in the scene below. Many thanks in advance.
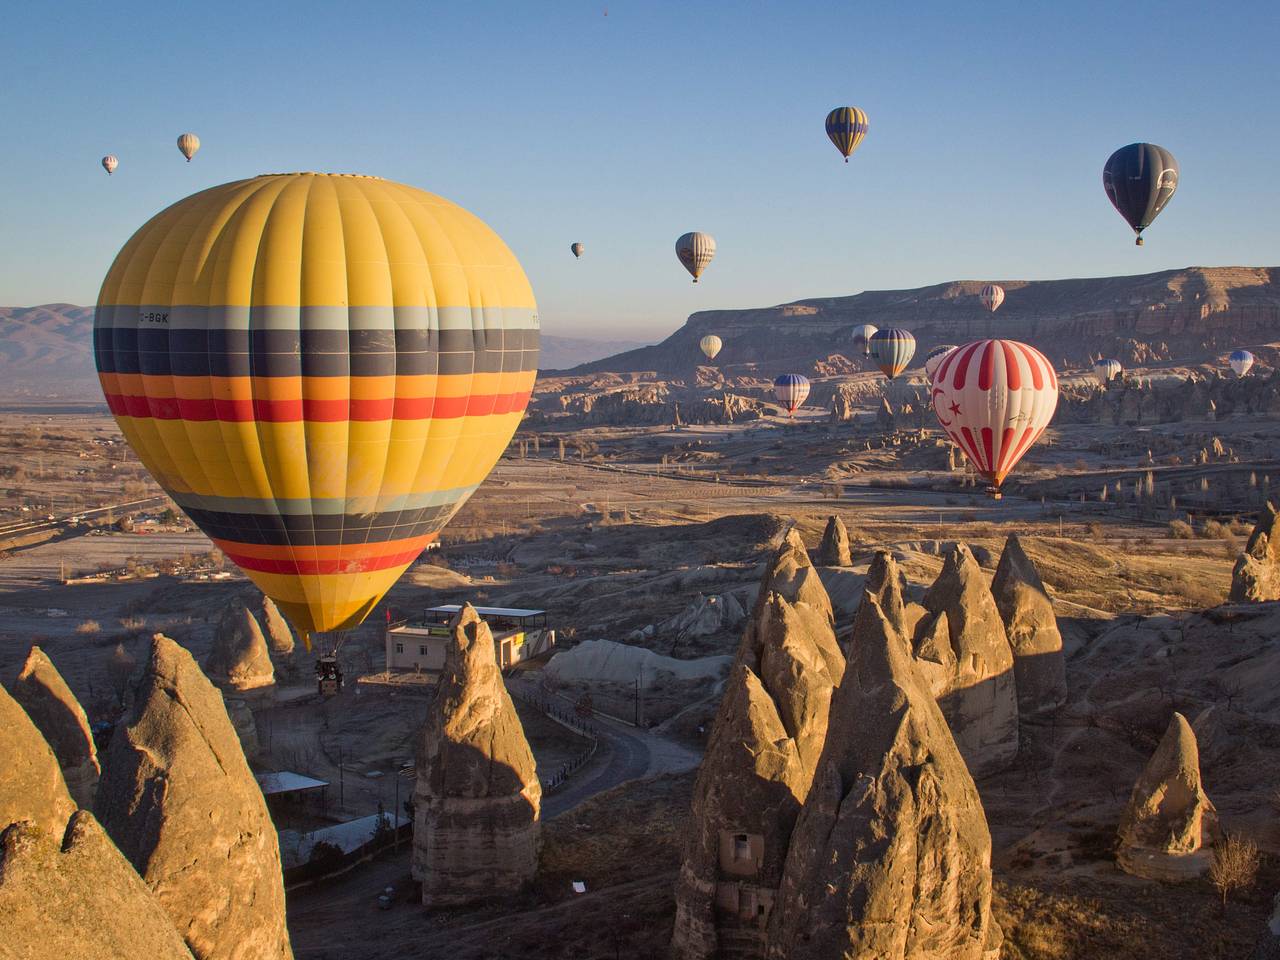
[1209,834,1259,908]
[1167,520,1194,540]
[75,620,101,634]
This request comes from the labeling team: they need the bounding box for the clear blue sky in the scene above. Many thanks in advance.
[2,0,1278,339]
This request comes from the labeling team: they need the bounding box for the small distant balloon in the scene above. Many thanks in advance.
[1092,358,1123,386]
[825,107,869,163]
[980,284,1005,313]
[851,324,878,357]
[869,328,916,380]
[924,344,958,381]
[773,374,810,414]
[571,242,585,259]
[177,132,200,162]
[101,155,118,176]
[1103,142,1178,245]
[675,232,715,283]
[699,335,722,361]
[1229,349,1255,378]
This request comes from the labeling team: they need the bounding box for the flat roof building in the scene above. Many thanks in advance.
[384,605,555,675]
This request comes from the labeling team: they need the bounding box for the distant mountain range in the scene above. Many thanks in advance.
[569,266,1280,378]
[0,304,647,399]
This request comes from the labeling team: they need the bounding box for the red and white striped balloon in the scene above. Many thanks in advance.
[930,339,1058,496]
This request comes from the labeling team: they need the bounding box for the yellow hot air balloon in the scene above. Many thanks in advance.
[699,334,722,360]
[94,173,539,640]
[176,132,200,161]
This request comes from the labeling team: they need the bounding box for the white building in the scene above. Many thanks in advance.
[384,605,555,674]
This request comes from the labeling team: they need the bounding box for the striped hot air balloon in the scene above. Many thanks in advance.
[1229,349,1255,377]
[676,232,715,282]
[979,284,1005,313]
[699,335,722,360]
[924,344,958,381]
[101,155,118,175]
[869,328,916,380]
[94,173,538,641]
[1092,358,1123,386]
[176,132,200,161]
[825,107,869,163]
[851,324,878,357]
[773,374,810,414]
[930,340,1058,498]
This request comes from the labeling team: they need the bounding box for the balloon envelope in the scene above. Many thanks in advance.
[675,232,715,282]
[851,324,878,357]
[773,374,810,413]
[570,242,584,259]
[699,335,722,360]
[930,340,1058,493]
[1230,349,1255,377]
[176,132,200,161]
[1092,358,1123,386]
[924,344,958,381]
[101,155,118,175]
[1103,143,1178,244]
[979,284,1005,313]
[825,107,869,162]
[94,173,538,636]
[869,328,916,379]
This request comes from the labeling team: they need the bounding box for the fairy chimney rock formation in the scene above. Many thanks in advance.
[990,535,1068,717]
[95,634,294,960]
[0,812,196,960]
[0,683,77,837]
[816,515,852,567]
[260,597,295,657]
[1116,712,1221,882]
[766,595,1002,960]
[859,550,908,639]
[1231,502,1280,602]
[412,604,541,907]
[11,645,100,807]
[921,543,1019,777]
[672,530,844,960]
[203,605,276,696]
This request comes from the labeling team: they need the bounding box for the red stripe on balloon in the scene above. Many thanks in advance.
[978,341,997,391]
[980,426,995,472]
[1018,342,1044,390]
[950,342,984,390]
[1001,341,1022,390]
[103,390,534,422]
[222,544,426,576]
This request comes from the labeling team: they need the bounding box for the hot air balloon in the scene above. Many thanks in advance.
[980,284,1005,313]
[930,339,1059,498]
[176,132,200,162]
[699,335,722,361]
[101,155,118,176]
[825,107,869,163]
[851,324,878,357]
[1230,349,1255,377]
[869,328,916,380]
[924,344,958,381]
[773,374,810,414]
[571,242,584,259]
[94,173,538,643]
[1092,358,1123,386]
[676,232,715,282]
[1103,143,1178,245]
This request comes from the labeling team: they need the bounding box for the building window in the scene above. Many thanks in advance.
[395,643,404,654]
[734,835,751,861]
[419,645,428,655]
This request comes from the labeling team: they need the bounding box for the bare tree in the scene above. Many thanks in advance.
[1209,834,1259,909]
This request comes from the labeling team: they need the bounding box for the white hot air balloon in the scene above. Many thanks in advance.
[1092,358,1123,386]
[924,344,958,381]
[851,324,878,357]
[570,242,584,259]
[930,339,1059,498]
[101,155,118,175]
[176,132,200,162]
[979,284,1005,313]
[675,232,715,282]
[1229,349,1255,378]
[699,334,722,361]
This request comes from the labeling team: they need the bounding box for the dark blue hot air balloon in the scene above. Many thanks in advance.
[1103,143,1178,246]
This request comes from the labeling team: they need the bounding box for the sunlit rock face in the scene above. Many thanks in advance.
[95,634,293,960]
[11,645,100,807]
[766,595,1002,960]
[816,515,852,567]
[990,535,1067,718]
[920,543,1019,776]
[412,605,541,907]
[1231,503,1280,602]
[203,605,276,697]
[672,528,844,960]
[1116,712,1221,882]
[0,682,76,836]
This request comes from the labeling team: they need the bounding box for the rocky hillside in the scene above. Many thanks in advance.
[571,266,1280,377]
